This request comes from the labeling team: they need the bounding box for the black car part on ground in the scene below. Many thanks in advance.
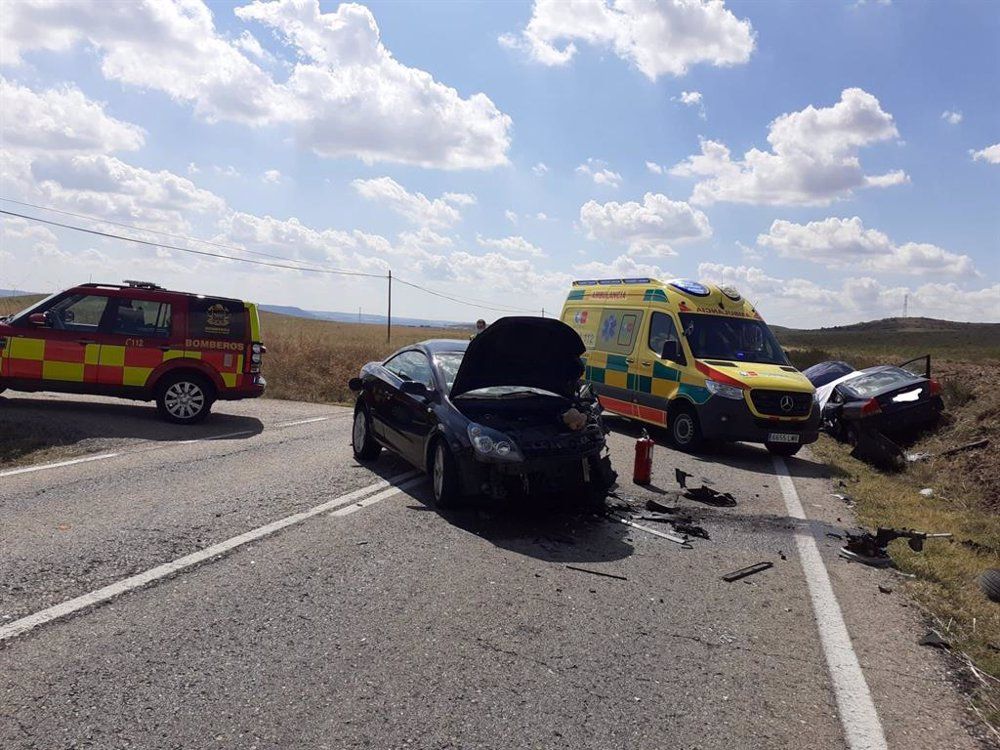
[839,527,952,567]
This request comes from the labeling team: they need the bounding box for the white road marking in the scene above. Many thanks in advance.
[176,429,257,445]
[329,475,424,517]
[275,416,330,428]
[0,453,120,478]
[0,470,421,642]
[772,456,888,750]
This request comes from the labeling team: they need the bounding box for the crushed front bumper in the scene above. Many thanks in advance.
[455,449,614,500]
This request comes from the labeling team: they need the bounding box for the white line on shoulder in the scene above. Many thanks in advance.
[0,453,120,478]
[0,469,421,642]
[275,416,330,428]
[772,456,888,750]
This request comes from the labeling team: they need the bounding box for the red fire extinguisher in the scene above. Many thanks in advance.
[633,429,654,485]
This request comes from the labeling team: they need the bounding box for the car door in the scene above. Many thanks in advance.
[4,292,113,388]
[898,355,931,379]
[382,351,436,465]
[98,295,176,389]
[632,311,685,426]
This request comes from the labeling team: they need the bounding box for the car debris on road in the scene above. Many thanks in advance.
[839,527,953,567]
[721,562,774,582]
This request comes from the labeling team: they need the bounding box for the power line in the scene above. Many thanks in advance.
[1,208,542,314]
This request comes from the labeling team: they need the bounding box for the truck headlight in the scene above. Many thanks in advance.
[467,423,523,462]
[705,379,745,401]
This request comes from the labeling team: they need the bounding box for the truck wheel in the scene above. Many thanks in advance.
[669,404,703,453]
[431,440,461,509]
[352,405,381,461]
[156,373,214,424]
[766,442,801,458]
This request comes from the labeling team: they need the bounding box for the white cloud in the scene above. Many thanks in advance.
[475,234,545,257]
[187,162,201,175]
[532,162,549,176]
[262,168,283,184]
[213,165,242,178]
[2,0,512,170]
[1,76,145,153]
[697,262,1000,326]
[971,143,1000,164]
[500,0,755,80]
[671,88,906,205]
[645,161,664,175]
[674,89,706,118]
[504,209,519,225]
[535,212,549,221]
[757,217,976,277]
[736,240,762,262]
[579,192,712,256]
[576,158,622,188]
[574,254,672,280]
[351,177,473,228]
[941,110,963,125]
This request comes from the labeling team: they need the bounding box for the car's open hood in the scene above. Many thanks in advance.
[450,317,585,399]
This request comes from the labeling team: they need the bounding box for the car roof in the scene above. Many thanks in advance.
[416,339,470,354]
[68,282,243,304]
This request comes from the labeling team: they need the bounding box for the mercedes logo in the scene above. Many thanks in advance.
[780,395,794,412]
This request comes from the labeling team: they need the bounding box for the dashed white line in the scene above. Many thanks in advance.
[0,469,423,642]
[275,416,330,428]
[0,453,120,478]
[772,456,888,750]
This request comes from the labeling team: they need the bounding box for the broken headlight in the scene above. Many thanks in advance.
[705,379,745,401]
[467,423,523,462]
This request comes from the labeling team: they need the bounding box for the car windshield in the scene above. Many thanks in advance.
[843,367,919,398]
[679,313,789,365]
[434,351,562,398]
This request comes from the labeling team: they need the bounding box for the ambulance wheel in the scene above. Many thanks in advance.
[156,373,214,424]
[352,405,381,461]
[669,403,703,452]
[431,439,460,509]
[766,442,801,458]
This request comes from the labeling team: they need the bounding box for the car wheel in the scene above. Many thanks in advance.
[669,404,703,453]
[766,441,801,458]
[156,373,214,424]
[431,440,460,508]
[979,569,1000,603]
[352,406,381,461]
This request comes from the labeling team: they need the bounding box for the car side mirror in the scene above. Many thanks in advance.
[400,380,431,399]
[660,340,680,361]
[28,312,49,327]
[348,377,364,392]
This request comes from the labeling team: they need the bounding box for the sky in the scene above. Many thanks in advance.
[0,0,997,327]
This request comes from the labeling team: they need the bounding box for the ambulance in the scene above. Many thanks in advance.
[560,278,819,456]
[0,281,266,423]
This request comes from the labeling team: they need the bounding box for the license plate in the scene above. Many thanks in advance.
[768,433,799,444]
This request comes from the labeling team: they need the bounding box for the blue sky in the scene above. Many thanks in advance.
[1,0,997,326]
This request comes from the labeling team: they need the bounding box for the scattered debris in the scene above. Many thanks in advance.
[850,427,904,470]
[878,584,893,594]
[831,493,854,506]
[939,438,989,458]
[905,452,931,463]
[684,486,737,507]
[646,497,681,514]
[673,521,710,541]
[826,532,844,540]
[979,569,1000,604]
[919,488,935,498]
[721,561,773,582]
[615,517,692,548]
[918,631,950,650]
[675,468,693,489]
[839,527,952,567]
[778,550,787,561]
[959,538,1000,556]
[566,565,627,581]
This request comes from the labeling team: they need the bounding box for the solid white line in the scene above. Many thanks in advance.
[772,456,888,750]
[329,475,424,517]
[0,469,421,642]
[0,452,120,478]
[176,429,257,445]
[275,416,330,428]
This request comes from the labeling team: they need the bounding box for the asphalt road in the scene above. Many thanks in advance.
[0,392,985,749]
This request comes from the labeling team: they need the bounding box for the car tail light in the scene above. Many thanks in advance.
[861,397,882,416]
[928,378,942,396]
[249,342,265,373]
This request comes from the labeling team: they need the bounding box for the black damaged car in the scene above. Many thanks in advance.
[348,317,616,507]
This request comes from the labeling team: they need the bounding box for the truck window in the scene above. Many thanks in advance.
[648,312,682,358]
[188,298,245,340]
[46,294,112,332]
[111,299,172,338]
[596,309,643,355]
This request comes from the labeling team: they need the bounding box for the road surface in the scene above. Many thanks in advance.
[0,392,984,749]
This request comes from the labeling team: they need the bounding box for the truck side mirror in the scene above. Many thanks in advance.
[660,340,680,361]
[28,312,49,327]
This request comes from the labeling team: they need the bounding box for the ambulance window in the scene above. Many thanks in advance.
[112,298,172,338]
[648,313,682,359]
[45,294,112,332]
[189,298,245,340]
[596,309,643,355]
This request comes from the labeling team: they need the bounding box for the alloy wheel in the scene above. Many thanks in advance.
[163,381,205,420]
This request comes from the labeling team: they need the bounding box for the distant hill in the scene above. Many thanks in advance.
[259,304,469,329]
[0,288,33,297]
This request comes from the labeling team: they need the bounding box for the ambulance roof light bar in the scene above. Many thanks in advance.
[571,277,659,286]
[122,279,164,290]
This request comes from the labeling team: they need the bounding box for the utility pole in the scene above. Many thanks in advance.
[541,307,545,318]
[358,306,361,324]
[903,293,908,318]
[386,269,392,344]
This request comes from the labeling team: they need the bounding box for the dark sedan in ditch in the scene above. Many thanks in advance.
[809,356,944,444]
[348,317,615,507]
